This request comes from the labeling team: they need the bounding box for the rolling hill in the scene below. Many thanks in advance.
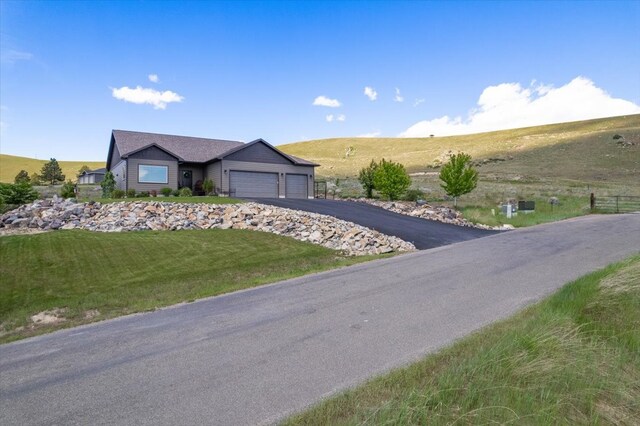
[0,154,105,183]
[279,115,640,183]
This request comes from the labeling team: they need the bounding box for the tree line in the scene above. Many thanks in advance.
[358,153,478,206]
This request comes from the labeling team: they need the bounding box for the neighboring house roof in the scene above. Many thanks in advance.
[108,130,318,168]
[79,168,106,176]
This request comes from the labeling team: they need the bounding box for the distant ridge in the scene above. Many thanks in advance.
[279,115,640,182]
[0,154,105,183]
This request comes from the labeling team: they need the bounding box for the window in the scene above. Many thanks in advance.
[138,164,168,184]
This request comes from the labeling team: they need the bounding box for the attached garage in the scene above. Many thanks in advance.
[229,171,278,198]
[285,174,308,199]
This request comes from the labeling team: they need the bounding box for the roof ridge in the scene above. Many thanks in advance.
[112,129,243,144]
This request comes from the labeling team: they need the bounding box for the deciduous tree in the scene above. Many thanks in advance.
[439,152,478,207]
[373,159,411,201]
[358,159,379,198]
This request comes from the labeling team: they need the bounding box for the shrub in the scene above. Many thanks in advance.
[112,189,125,199]
[137,191,150,198]
[0,182,39,205]
[612,134,623,140]
[373,159,411,201]
[179,187,192,197]
[160,187,173,197]
[172,189,180,197]
[60,181,76,199]
[403,188,425,202]
[202,178,214,195]
[439,152,478,207]
[126,189,136,198]
[100,171,116,198]
[358,159,379,198]
[150,189,157,197]
[14,170,31,184]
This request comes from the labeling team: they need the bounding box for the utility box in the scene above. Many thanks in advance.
[518,201,535,212]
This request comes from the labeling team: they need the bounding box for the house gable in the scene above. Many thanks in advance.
[222,140,292,165]
[126,144,181,162]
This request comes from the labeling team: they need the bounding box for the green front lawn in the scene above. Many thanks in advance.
[285,255,640,424]
[0,230,386,343]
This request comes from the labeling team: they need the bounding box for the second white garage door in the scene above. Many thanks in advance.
[229,171,278,198]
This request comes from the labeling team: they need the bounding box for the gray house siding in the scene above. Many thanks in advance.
[215,160,314,198]
[127,158,178,192]
[223,143,291,165]
[205,162,223,193]
[109,143,121,169]
[112,160,127,190]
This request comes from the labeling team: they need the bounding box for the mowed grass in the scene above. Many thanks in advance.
[0,230,385,343]
[0,154,104,183]
[285,255,640,425]
[280,115,640,183]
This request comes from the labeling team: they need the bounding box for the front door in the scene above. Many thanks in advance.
[181,170,193,189]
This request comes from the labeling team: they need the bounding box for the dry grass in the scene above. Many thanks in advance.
[0,154,104,183]
[280,115,640,185]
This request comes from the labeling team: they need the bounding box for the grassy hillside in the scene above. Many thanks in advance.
[0,154,105,183]
[279,115,640,183]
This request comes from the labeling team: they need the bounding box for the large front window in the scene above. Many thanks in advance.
[138,165,168,184]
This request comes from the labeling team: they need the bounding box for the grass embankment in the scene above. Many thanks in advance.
[0,230,386,343]
[285,255,640,425]
[0,154,104,183]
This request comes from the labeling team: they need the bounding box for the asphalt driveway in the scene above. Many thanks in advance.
[249,198,498,249]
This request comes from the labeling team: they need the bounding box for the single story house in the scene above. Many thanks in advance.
[106,130,318,198]
[78,168,106,184]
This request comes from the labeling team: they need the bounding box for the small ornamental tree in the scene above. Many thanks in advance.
[30,173,42,185]
[202,177,214,195]
[358,159,379,198]
[14,170,31,184]
[60,181,76,198]
[40,158,65,185]
[373,159,411,201]
[439,152,478,207]
[100,171,116,198]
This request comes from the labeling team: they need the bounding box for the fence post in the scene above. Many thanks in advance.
[616,196,619,213]
[590,193,595,211]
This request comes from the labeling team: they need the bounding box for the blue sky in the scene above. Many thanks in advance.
[1,0,639,161]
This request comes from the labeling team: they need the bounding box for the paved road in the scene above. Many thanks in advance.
[1,214,638,426]
[248,198,498,249]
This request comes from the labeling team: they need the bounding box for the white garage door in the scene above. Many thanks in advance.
[229,171,278,198]
[285,174,308,199]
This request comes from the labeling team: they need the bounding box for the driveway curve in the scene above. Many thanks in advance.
[248,198,497,249]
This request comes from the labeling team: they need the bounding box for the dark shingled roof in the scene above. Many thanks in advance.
[112,130,244,163]
[110,130,318,166]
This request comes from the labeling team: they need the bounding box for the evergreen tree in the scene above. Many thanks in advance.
[100,171,116,198]
[40,158,65,185]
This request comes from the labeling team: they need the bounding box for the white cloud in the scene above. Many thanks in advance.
[111,85,184,110]
[357,131,381,138]
[148,74,159,83]
[399,77,640,137]
[364,86,378,101]
[1,49,33,64]
[413,98,425,107]
[394,88,404,103]
[313,95,341,108]
[326,114,346,122]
